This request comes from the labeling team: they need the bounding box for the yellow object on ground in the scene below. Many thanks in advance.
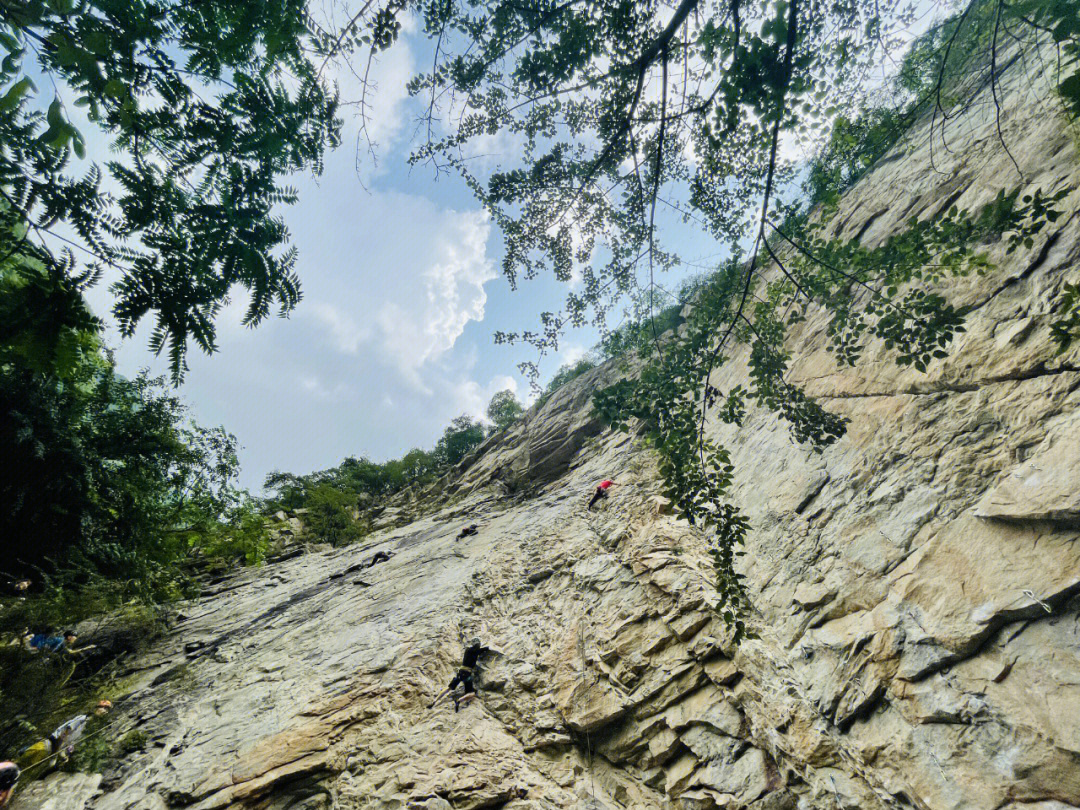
[15,740,51,771]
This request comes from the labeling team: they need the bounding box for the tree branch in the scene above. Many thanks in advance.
[697,0,799,472]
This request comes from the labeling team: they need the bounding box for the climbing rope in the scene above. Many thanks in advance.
[1021,589,1053,613]
[575,605,598,804]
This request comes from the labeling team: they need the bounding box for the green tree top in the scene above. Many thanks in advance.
[434,414,486,467]
[486,389,524,433]
[0,0,344,379]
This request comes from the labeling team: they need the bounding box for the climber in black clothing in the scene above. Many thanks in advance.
[448,667,478,712]
[456,524,479,540]
[461,639,491,669]
[367,550,394,567]
[587,479,615,510]
[427,638,493,712]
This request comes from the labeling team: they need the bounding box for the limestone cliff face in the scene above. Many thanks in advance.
[15,44,1080,810]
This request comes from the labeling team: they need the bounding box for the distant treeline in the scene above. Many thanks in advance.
[258,310,706,536]
[261,389,533,543]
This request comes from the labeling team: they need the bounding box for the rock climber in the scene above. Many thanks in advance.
[17,713,89,771]
[0,762,19,807]
[427,638,494,712]
[587,479,616,510]
[367,550,394,567]
[456,524,479,540]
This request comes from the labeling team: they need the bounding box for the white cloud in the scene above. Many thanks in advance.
[35,13,537,491]
[309,302,371,354]
[377,209,495,382]
[560,343,589,366]
[357,38,417,151]
[317,22,418,176]
[298,373,355,402]
[420,212,495,357]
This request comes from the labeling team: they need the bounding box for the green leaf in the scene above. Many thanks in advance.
[0,32,20,54]
[46,96,63,127]
[105,79,127,99]
[0,76,35,111]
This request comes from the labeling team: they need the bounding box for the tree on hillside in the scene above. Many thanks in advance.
[0,348,259,597]
[434,415,486,467]
[263,471,311,511]
[302,483,368,546]
[392,448,442,487]
[535,358,597,408]
[0,0,345,379]
[486,389,525,434]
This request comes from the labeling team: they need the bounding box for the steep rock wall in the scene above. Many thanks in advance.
[14,42,1080,810]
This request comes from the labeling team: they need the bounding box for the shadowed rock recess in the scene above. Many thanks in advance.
[16,44,1080,810]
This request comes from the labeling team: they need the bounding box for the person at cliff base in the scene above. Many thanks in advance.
[25,630,95,657]
[0,762,20,807]
[17,714,89,771]
[588,480,615,510]
[25,630,77,653]
[428,638,494,712]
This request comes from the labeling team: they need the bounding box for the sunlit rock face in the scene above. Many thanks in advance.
[18,42,1080,810]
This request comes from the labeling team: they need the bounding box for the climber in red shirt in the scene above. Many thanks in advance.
[588,479,615,510]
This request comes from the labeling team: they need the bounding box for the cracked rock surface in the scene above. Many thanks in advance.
[14,40,1080,810]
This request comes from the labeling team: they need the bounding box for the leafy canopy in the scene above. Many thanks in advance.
[0,203,271,630]
[487,388,525,433]
[263,410,493,528]
[0,0,343,379]
[434,414,487,467]
[0,344,266,603]
[0,201,101,378]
